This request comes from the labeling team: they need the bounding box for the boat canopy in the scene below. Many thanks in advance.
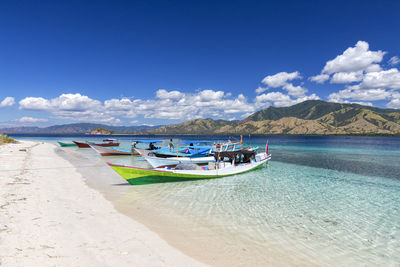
[132,140,163,143]
[214,150,256,164]
[103,138,117,142]
[186,147,212,155]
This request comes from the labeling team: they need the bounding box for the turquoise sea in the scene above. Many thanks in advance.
[11,134,400,265]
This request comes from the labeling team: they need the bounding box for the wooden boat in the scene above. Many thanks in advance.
[57,141,77,147]
[89,145,132,156]
[73,140,119,148]
[107,150,271,185]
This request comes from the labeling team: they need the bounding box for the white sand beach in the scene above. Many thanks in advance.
[0,141,204,266]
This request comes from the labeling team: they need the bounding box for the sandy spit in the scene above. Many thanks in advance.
[0,141,204,266]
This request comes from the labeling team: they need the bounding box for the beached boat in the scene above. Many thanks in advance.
[57,141,77,147]
[73,139,120,148]
[89,145,133,156]
[107,150,271,185]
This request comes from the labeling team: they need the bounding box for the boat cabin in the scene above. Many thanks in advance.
[214,150,256,164]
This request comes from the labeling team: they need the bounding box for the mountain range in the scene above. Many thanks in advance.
[149,100,400,135]
[0,123,160,134]
[1,100,400,135]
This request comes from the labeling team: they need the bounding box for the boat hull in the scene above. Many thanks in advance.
[89,145,132,156]
[107,153,271,185]
[133,148,153,156]
[57,141,77,147]
[73,141,120,148]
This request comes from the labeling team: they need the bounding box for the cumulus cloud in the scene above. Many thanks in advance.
[0,96,15,107]
[309,41,400,108]
[356,68,400,90]
[309,74,329,84]
[389,56,400,66]
[19,93,118,124]
[255,71,318,108]
[156,89,184,100]
[255,87,267,94]
[330,71,363,84]
[18,90,258,122]
[261,71,301,88]
[387,98,400,108]
[282,83,307,98]
[19,93,102,111]
[328,88,391,102]
[19,97,52,110]
[255,92,319,107]
[323,41,385,74]
[17,117,48,123]
[310,41,386,84]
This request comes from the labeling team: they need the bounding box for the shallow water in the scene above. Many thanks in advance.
[12,134,400,265]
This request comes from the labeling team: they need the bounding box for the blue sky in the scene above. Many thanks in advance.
[0,0,400,126]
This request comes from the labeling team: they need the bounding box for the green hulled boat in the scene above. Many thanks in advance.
[57,141,77,147]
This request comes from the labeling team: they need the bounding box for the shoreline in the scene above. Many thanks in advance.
[6,133,400,137]
[0,141,204,266]
[55,141,321,266]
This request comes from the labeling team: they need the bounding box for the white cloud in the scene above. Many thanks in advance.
[19,93,102,111]
[261,71,301,88]
[17,117,48,123]
[330,71,363,83]
[389,56,400,66]
[310,41,386,85]
[322,41,385,74]
[0,96,15,107]
[387,98,400,108]
[365,64,382,73]
[257,71,315,103]
[255,92,319,108]
[18,90,258,123]
[156,89,184,100]
[255,86,267,94]
[387,92,400,109]
[51,93,102,111]
[282,83,308,98]
[328,88,391,102]
[19,97,52,110]
[357,68,400,90]
[19,94,119,124]
[309,74,330,83]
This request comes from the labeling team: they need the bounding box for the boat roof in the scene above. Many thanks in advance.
[132,140,163,143]
[103,138,117,141]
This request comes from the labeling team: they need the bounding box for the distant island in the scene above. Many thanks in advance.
[1,100,400,136]
[88,127,115,135]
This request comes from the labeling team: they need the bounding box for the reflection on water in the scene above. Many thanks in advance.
[15,134,400,265]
